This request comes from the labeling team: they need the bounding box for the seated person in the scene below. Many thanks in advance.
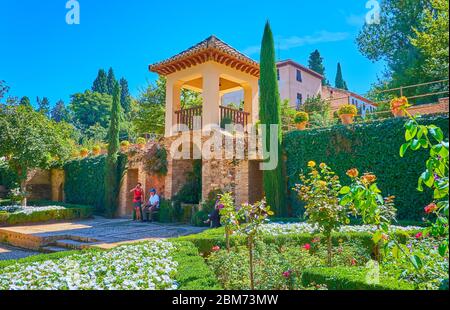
[143,188,160,222]
[204,195,223,228]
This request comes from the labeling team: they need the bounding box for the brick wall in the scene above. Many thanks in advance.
[407,98,449,116]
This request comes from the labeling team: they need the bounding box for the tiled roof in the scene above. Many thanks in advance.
[276,59,324,80]
[149,35,260,77]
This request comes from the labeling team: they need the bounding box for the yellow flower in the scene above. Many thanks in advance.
[319,163,327,169]
[346,168,359,178]
[308,161,316,168]
[318,181,327,187]
[311,170,319,176]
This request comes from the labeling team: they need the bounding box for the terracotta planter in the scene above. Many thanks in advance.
[296,122,308,130]
[391,107,405,118]
[339,114,355,125]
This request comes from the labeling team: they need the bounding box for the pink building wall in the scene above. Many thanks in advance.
[277,60,323,109]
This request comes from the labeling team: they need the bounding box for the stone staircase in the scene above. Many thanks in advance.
[40,236,100,253]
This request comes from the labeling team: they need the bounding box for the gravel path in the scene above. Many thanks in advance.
[0,243,40,261]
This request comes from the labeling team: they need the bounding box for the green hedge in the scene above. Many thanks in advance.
[64,154,127,215]
[171,241,221,290]
[301,267,414,290]
[284,115,449,220]
[0,240,221,290]
[0,202,93,226]
[174,227,414,256]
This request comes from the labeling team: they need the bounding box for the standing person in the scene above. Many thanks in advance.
[130,182,144,221]
[143,188,160,222]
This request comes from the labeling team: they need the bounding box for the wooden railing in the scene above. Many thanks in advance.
[175,106,202,130]
[174,105,250,131]
[220,105,250,128]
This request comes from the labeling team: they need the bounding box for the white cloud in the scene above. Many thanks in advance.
[242,31,350,55]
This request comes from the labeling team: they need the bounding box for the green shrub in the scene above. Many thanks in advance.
[284,114,449,220]
[0,202,93,226]
[171,241,221,290]
[176,227,414,257]
[294,111,309,123]
[64,154,126,215]
[191,210,209,227]
[337,104,358,116]
[301,267,414,290]
[158,200,175,223]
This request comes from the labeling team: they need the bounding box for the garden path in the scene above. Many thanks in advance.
[0,217,207,255]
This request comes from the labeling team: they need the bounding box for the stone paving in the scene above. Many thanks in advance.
[0,244,40,261]
[0,217,207,253]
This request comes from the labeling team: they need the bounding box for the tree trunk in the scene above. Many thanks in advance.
[20,178,27,207]
[327,234,332,267]
[225,229,230,253]
[248,236,255,290]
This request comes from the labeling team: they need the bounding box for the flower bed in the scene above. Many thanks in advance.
[0,241,177,290]
[0,202,93,226]
[0,241,220,291]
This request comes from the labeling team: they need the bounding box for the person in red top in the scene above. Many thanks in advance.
[130,182,144,221]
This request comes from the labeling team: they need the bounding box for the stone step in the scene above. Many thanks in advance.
[40,246,69,253]
[53,239,97,250]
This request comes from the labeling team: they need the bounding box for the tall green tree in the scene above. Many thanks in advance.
[103,82,121,218]
[259,21,287,217]
[0,105,74,206]
[92,69,108,94]
[37,97,50,116]
[19,96,31,107]
[0,80,9,101]
[335,63,348,90]
[119,77,132,114]
[107,68,117,96]
[51,100,70,123]
[411,0,449,80]
[308,49,328,85]
[356,0,441,101]
[69,91,113,129]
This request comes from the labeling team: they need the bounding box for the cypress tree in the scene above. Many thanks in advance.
[335,62,348,90]
[37,97,50,116]
[308,50,328,85]
[107,68,117,96]
[103,82,121,218]
[92,69,108,94]
[19,96,31,107]
[119,77,132,114]
[259,21,287,217]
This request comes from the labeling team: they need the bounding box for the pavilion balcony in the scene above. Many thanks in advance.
[175,105,250,131]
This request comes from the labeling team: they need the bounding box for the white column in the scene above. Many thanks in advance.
[202,66,221,128]
[164,79,182,137]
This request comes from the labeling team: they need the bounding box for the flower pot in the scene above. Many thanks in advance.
[296,122,308,130]
[80,151,89,158]
[391,107,405,118]
[339,114,355,125]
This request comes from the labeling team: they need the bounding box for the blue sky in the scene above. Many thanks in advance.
[0,0,385,107]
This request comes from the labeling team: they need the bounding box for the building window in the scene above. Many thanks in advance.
[296,70,302,82]
[277,69,280,81]
[296,93,303,109]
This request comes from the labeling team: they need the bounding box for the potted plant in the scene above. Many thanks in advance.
[294,111,309,130]
[80,148,89,158]
[390,96,409,117]
[120,140,130,152]
[337,104,358,125]
[92,145,101,156]
[136,137,147,149]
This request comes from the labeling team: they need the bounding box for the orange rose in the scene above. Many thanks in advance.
[361,174,377,184]
[346,168,359,178]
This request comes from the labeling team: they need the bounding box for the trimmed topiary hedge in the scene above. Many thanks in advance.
[0,202,93,226]
[174,227,414,256]
[171,241,221,290]
[284,115,449,220]
[64,154,127,215]
[301,267,414,290]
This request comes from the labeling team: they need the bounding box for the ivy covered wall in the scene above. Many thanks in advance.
[64,154,127,215]
[284,115,449,220]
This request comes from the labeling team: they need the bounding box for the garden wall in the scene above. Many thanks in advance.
[284,114,449,220]
[63,154,127,215]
